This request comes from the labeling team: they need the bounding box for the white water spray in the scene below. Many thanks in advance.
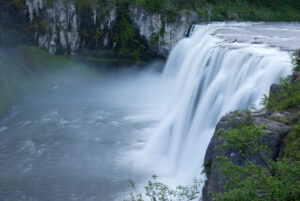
[142,24,293,186]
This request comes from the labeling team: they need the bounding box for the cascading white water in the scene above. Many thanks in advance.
[142,23,293,187]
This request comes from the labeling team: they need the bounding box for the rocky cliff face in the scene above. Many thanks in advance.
[0,0,198,58]
[202,110,290,201]
[128,4,198,57]
[25,0,117,55]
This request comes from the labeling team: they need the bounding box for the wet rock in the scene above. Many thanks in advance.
[291,71,298,85]
[227,11,239,20]
[270,83,282,94]
[202,111,290,201]
[269,111,288,122]
[269,110,300,124]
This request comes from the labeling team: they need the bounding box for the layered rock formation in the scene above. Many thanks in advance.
[25,0,117,55]
[129,4,198,57]
[0,0,199,58]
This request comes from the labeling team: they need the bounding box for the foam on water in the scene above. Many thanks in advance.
[0,127,8,133]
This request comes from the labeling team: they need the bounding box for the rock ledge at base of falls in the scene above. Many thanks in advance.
[202,110,290,201]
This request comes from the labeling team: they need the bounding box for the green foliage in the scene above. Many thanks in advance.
[26,0,300,21]
[42,0,116,11]
[38,19,51,34]
[81,28,90,38]
[283,120,300,160]
[132,0,179,21]
[135,0,147,7]
[131,0,300,21]
[118,16,136,45]
[113,11,146,62]
[93,27,102,40]
[214,124,300,201]
[159,23,165,37]
[262,55,300,111]
[217,125,268,158]
[214,157,300,201]
[115,16,137,60]
[7,0,26,8]
[26,14,51,34]
[69,0,115,11]
[150,33,160,46]
[148,24,165,47]
[15,45,79,72]
[124,175,202,201]
[134,0,168,12]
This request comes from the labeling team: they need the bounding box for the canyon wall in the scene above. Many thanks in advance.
[0,0,199,58]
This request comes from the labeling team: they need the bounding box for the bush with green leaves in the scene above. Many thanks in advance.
[213,124,300,201]
[114,15,144,62]
[124,175,202,201]
[262,53,300,111]
[130,0,300,21]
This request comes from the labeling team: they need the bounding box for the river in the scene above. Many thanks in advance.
[0,22,299,201]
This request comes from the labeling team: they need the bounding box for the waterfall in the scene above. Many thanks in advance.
[143,24,293,186]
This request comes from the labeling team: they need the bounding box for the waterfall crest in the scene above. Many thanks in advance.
[143,24,293,185]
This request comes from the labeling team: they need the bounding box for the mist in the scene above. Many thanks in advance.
[0,57,172,201]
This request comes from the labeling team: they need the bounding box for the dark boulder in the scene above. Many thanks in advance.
[291,71,298,85]
[202,111,290,201]
[270,83,282,94]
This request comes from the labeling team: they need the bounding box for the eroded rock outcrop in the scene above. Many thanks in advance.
[25,0,117,55]
[128,4,198,57]
[1,1,198,58]
[202,111,290,201]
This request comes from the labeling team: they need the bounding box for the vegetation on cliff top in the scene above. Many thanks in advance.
[213,123,299,201]
[9,0,300,22]
[262,53,300,112]
[130,0,300,21]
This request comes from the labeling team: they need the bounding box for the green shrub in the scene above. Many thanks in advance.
[214,124,300,201]
[124,175,202,201]
[9,0,26,8]
[131,0,300,21]
[262,53,300,111]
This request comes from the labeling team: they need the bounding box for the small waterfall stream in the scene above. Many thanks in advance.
[142,23,293,186]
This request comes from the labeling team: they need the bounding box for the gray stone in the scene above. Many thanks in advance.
[1,1,199,58]
[270,83,282,94]
[25,0,117,55]
[291,71,298,85]
[128,4,199,58]
[202,111,290,201]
